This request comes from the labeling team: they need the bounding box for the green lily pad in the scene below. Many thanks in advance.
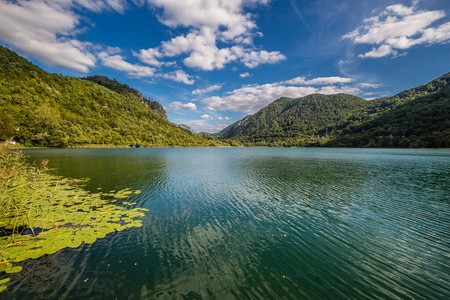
[0,149,149,292]
[0,263,12,272]
[5,266,22,274]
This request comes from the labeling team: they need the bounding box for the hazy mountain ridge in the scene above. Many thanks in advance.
[217,73,450,148]
[0,46,226,147]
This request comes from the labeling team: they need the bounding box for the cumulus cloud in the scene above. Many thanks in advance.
[0,0,96,72]
[137,0,285,70]
[283,76,353,85]
[135,48,164,67]
[192,84,223,95]
[201,76,362,113]
[161,70,194,84]
[240,72,250,78]
[200,114,213,119]
[168,101,197,111]
[98,51,156,77]
[147,0,264,40]
[241,50,286,68]
[0,0,132,72]
[343,2,450,58]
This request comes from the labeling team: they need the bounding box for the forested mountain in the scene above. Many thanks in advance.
[217,73,450,148]
[217,94,369,145]
[327,75,450,148]
[82,75,168,120]
[0,46,226,147]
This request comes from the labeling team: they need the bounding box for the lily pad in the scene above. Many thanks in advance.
[0,149,149,292]
[5,266,22,274]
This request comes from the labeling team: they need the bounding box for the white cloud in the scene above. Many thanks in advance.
[200,114,213,120]
[135,48,164,67]
[98,52,156,77]
[240,72,250,78]
[201,76,362,113]
[192,84,223,95]
[241,50,286,68]
[359,83,382,88]
[147,0,266,40]
[344,2,450,58]
[0,0,97,72]
[161,69,194,84]
[217,116,231,121]
[137,1,285,70]
[0,0,132,73]
[358,45,398,58]
[283,76,353,85]
[168,101,197,111]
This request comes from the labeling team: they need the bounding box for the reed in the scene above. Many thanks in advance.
[0,146,148,292]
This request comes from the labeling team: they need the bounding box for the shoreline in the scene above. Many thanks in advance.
[6,144,449,151]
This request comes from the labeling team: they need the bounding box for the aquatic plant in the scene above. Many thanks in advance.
[0,147,148,292]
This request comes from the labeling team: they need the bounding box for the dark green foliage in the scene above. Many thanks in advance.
[217,73,450,148]
[0,46,226,147]
[327,82,450,148]
[217,94,370,146]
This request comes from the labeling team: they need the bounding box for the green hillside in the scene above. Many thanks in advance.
[81,75,168,120]
[327,77,450,148]
[217,73,450,148]
[0,46,226,147]
[217,94,370,146]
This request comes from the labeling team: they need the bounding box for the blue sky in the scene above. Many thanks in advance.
[1,0,449,132]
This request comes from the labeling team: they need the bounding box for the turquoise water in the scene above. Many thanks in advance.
[5,148,450,299]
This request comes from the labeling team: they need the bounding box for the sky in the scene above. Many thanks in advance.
[1,0,449,132]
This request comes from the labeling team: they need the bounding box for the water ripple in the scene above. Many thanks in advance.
[8,148,450,299]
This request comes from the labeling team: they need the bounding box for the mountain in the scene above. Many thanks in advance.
[81,75,168,121]
[0,46,226,147]
[217,73,450,148]
[326,74,450,148]
[217,94,370,146]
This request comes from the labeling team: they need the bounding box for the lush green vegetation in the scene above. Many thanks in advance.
[0,147,148,291]
[217,94,368,146]
[81,75,168,120]
[326,85,450,148]
[0,46,227,148]
[217,73,450,148]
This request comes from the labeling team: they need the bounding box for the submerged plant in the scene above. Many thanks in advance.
[0,147,148,292]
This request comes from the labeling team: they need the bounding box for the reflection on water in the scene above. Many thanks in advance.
[4,148,450,299]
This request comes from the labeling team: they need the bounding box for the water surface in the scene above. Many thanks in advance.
[4,148,450,299]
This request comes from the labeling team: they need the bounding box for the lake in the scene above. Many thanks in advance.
[5,148,450,299]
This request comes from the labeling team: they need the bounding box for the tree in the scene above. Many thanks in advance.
[0,111,15,141]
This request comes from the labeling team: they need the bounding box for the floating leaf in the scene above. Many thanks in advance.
[5,266,22,274]
[0,150,148,292]
[0,263,13,272]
